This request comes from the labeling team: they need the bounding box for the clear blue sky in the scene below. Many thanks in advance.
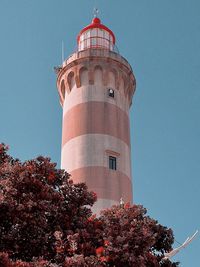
[0,1,199,265]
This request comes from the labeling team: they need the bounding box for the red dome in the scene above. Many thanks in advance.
[92,17,101,24]
[77,17,116,44]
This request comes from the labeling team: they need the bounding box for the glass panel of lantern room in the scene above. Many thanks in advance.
[86,39,90,48]
[104,31,109,40]
[84,39,87,48]
[103,39,109,48]
[109,35,114,51]
[80,34,84,41]
[86,30,90,38]
[98,29,103,38]
[91,28,97,37]
[102,39,106,49]
[105,39,109,49]
[80,42,84,51]
[91,38,97,47]
[98,37,102,47]
[97,37,101,47]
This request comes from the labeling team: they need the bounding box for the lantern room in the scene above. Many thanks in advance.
[77,17,116,51]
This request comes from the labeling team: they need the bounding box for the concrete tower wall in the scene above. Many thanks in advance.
[57,49,136,214]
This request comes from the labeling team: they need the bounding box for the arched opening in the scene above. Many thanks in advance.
[60,79,65,99]
[94,65,103,85]
[67,71,75,91]
[119,76,125,91]
[108,69,117,88]
[79,67,88,86]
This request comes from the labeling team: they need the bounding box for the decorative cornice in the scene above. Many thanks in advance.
[56,49,136,107]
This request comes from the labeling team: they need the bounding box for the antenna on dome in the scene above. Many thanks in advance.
[93,0,99,17]
[93,7,99,18]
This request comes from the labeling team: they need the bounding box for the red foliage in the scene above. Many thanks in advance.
[100,256,109,262]
[96,246,104,256]
[124,202,130,209]
[0,144,179,266]
[104,240,110,246]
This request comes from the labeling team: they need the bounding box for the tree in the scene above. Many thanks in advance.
[0,144,179,266]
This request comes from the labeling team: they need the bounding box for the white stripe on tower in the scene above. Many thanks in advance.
[63,84,129,116]
[61,134,131,178]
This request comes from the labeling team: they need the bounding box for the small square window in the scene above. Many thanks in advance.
[109,156,117,170]
[108,88,114,98]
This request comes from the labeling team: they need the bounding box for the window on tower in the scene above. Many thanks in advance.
[109,156,117,170]
[108,88,114,98]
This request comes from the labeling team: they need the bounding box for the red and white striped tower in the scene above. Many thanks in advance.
[56,17,136,214]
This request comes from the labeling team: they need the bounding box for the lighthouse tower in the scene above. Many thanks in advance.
[56,16,136,214]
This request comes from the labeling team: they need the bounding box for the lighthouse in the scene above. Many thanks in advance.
[56,16,136,214]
